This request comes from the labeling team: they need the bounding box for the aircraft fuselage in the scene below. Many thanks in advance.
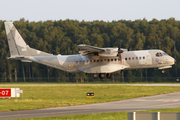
[28,49,175,74]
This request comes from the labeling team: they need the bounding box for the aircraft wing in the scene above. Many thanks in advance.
[77,44,105,55]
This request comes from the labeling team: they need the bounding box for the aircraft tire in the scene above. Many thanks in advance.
[162,70,165,74]
[93,73,99,79]
[99,73,106,79]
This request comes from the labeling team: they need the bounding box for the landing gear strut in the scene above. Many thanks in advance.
[106,73,112,79]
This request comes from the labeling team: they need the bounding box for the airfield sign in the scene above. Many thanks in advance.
[0,89,11,97]
[0,88,23,98]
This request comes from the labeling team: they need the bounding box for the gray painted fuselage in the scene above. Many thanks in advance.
[28,49,175,74]
[4,22,175,76]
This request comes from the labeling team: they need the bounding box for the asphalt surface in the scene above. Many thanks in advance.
[1,91,180,119]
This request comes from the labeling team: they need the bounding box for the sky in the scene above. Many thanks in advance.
[1,0,180,22]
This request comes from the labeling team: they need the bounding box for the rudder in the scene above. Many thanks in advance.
[4,22,29,57]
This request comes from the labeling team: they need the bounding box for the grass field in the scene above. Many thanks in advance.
[13,112,128,120]
[1,83,180,112]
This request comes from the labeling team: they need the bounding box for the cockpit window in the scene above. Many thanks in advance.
[162,52,167,56]
[156,52,166,57]
[155,53,158,57]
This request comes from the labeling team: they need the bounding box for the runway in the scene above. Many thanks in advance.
[1,91,180,119]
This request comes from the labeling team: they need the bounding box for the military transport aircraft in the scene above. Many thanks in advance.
[4,22,176,79]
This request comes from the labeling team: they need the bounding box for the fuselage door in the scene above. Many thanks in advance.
[146,55,152,65]
[139,56,146,65]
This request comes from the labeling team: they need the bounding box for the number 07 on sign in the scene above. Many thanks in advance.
[0,89,11,97]
[0,88,23,98]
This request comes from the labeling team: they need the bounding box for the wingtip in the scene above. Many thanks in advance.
[78,44,87,46]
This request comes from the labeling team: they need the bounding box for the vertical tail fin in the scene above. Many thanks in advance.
[4,22,29,57]
[4,22,52,57]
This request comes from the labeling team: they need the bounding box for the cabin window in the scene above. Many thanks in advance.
[136,57,138,60]
[104,59,106,61]
[139,57,141,59]
[114,59,117,61]
[94,60,96,62]
[97,60,99,62]
[132,57,134,60]
[125,58,127,60]
[90,60,92,63]
[129,57,131,60]
[111,59,113,61]
[86,60,89,63]
[143,56,145,59]
[83,60,85,64]
[108,59,110,62]
[76,61,78,64]
[101,59,103,62]
[79,61,82,64]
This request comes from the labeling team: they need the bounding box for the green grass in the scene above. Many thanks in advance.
[145,107,180,112]
[1,84,180,112]
[11,112,127,120]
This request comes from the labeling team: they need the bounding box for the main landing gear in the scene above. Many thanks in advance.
[93,73,112,79]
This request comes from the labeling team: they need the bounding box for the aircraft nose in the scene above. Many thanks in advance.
[167,57,175,65]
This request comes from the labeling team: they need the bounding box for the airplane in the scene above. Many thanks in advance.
[4,22,176,79]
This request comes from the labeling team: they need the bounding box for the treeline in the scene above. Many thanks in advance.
[0,18,180,82]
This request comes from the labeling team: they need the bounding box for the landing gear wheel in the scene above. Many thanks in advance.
[99,73,106,79]
[162,70,165,74]
[93,73,99,79]
[106,73,112,79]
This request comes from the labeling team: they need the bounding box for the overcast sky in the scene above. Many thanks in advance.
[1,0,180,22]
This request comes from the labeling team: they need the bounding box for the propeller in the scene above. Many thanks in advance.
[117,40,123,58]
[173,41,177,76]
